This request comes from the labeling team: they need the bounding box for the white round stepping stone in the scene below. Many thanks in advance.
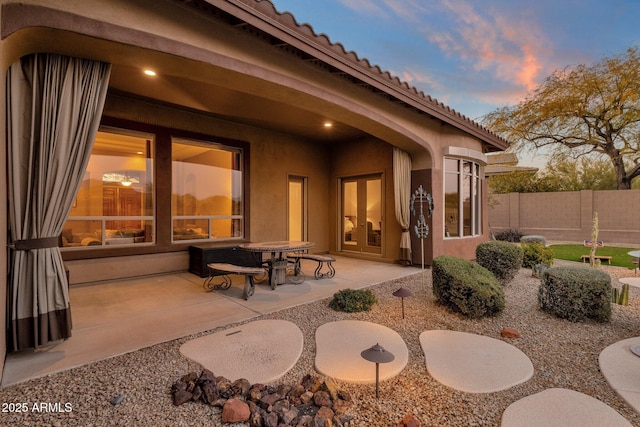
[600,337,640,413]
[180,319,303,384]
[419,330,533,393]
[315,320,408,383]
[502,388,632,427]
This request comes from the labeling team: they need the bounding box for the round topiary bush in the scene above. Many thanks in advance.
[329,288,377,312]
[432,255,505,318]
[522,242,555,269]
[538,266,611,322]
[476,240,523,284]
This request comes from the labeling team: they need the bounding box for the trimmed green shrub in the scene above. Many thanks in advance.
[329,288,377,312]
[538,266,611,322]
[476,241,523,284]
[522,242,555,268]
[521,235,546,246]
[432,256,505,318]
[494,228,524,243]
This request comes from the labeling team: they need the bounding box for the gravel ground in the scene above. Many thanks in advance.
[1,264,639,426]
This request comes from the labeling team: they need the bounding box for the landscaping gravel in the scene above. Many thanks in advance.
[1,264,640,426]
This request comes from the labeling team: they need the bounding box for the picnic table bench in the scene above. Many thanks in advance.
[287,253,336,279]
[580,255,612,264]
[204,263,266,300]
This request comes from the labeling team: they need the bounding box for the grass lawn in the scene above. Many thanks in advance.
[548,244,639,269]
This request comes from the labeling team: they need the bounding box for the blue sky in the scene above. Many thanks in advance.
[269,0,638,166]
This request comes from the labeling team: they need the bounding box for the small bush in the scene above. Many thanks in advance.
[522,243,555,268]
[432,256,505,318]
[520,235,546,246]
[329,288,377,312]
[476,241,523,284]
[538,266,611,322]
[494,228,524,243]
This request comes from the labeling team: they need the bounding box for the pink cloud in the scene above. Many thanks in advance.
[426,0,549,94]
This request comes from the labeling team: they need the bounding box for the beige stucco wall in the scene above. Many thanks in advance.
[490,190,640,244]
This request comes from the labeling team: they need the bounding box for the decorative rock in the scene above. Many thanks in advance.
[313,390,332,408]
[201,381,219,404]
[279,406,298,425]
[191,385,202,402]
[322,378,340,401]
[332,399,352,415]
[110,395,124,406]
[232,378,252,397]
[172,390,192,406]
[314,406,335,427]
[397,413,421,427]
[221,398,250,423]
[297,414,313,426]
[302,374,323,392]
[263,412,278,427]
[501,327,521,339]
[259,391,282,409]
[300,390,314,404]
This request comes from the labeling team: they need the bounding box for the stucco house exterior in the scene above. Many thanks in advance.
[0,0,508,374]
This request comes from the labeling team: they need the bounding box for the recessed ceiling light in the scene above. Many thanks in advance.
[324,122,333,128]
[143,69,157,77]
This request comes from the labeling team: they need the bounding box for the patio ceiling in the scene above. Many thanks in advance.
[108,63,368,143]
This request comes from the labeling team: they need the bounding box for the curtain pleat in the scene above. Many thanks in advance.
[393,147,412,265]
[7,53,111,351]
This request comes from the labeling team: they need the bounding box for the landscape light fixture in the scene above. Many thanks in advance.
[392,287,413,319]
[360,343,394,398]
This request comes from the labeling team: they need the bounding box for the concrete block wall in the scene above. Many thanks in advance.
[489,189,640,245]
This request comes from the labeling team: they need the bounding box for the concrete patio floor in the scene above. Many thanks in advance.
[1,255,421,388]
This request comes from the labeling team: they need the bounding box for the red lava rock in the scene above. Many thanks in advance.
[221,398,250,423]
[501,327,521,339]
[397,413,421,427]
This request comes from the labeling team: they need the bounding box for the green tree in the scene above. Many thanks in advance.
[539,156,618,191]
[483,47,640,189]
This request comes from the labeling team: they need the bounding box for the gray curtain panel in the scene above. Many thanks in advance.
[393,147,412,264]
[7,53,111,351]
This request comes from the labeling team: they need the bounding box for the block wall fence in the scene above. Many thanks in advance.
[489,189,640,245]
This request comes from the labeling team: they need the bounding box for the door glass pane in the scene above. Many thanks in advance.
[289,178,304,241]
[366,178,381,247]
[343,181,357,246]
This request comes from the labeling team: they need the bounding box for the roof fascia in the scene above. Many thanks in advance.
[204,0,509,150]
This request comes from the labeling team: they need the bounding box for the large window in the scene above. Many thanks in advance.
[61,128,155,247]
[444,158,481,237]
[172,138,243,242]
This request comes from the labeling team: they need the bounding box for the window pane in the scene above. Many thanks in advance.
[172,138,243,242]
[463,174,472,236]
[63,128,154,247]
[444,170,459,237]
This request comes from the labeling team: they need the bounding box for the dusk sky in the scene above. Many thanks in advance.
[270,0,639,167]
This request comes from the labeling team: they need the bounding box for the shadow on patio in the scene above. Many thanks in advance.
[2,256,420,388]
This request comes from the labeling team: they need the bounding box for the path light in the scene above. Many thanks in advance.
[361,343,394,398]
[392,287,413,319]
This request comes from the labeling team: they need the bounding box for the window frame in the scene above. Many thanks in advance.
[444,156,483,238]
[60,116,250,259]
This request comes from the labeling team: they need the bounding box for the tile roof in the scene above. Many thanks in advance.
[178,0,510,150]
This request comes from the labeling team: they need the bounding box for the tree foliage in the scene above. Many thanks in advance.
[488,156,621,194]
[483,47,640,189]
